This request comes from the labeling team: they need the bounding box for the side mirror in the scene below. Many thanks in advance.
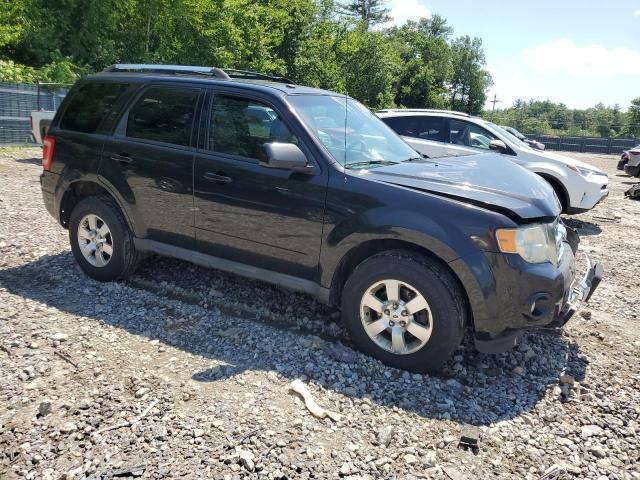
[489,139,508,154]
[261,142,311,172]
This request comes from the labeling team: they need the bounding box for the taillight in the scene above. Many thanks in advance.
[42,136,55,171]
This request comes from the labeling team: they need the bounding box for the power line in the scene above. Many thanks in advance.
[490,94,501,112]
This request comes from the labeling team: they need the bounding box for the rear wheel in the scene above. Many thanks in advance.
[69,196,140,281]
[341,250,466,372]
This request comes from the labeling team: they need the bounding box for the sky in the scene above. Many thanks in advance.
[384,0,640,110]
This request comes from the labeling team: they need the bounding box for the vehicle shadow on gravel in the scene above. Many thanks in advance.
[14,157,42,166]
[0,252,588,427]
[563,218,602,236]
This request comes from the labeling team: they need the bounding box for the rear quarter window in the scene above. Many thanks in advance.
[59,82,129,133]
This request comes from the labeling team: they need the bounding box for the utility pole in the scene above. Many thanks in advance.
[490,94,501,112]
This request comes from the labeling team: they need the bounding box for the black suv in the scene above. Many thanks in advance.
[40,64,602,372]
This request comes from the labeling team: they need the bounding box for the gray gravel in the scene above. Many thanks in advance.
[0,147,639,479]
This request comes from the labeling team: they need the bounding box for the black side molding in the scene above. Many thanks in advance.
[133,238,331,304]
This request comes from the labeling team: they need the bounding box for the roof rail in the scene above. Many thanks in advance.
[103,64,295,84]
[104,64,231,80]
[223,69,294,84]
[377,108,470,117]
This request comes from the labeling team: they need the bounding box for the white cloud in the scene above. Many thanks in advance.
[387,0,431,26]
[520,39,640,77]
[634,8,640,17]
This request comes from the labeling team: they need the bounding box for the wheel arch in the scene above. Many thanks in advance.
[60,180,133,232]
[329,239,471,327]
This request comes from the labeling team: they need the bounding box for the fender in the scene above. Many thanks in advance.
[95,173,146,237]
[55,167,140,236]
[319,206,485,289]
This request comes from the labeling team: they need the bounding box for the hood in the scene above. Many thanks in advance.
[361,153,560,221]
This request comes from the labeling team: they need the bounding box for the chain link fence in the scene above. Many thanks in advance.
[0,82,70,144]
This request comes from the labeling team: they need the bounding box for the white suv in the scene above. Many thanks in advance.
[377,109,609,213]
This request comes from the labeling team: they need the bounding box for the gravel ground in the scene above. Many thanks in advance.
[0,147,639,480]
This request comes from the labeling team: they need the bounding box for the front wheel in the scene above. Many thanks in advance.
[341,250,466,373]
[69,195,140,281]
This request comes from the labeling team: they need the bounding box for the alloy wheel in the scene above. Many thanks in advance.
[77,214,113,267]
[359,279,433,355]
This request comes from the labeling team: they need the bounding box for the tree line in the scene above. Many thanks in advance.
[484,99,640,139]
[0,0,492,114]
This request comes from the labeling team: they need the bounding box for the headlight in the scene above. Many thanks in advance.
[568,164,605,179]
[576,166,596,178]
[496,222,562,265]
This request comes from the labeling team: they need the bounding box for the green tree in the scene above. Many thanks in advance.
[291,1,347,91]
[594,103,613,137]
[450,36,492,115]
[0,0,496,116]
[390,16,452,109]
[626,98,640,138]
[341,26,400,109]
[611,104,623,135]
[337,0,391,29]
[0,0,27,54]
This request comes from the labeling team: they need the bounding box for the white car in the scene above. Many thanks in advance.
[30,110,56,145]
[377,109,609,214]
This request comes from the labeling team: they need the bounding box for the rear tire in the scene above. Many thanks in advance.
[69,195,140,281]
[341,250,466,373]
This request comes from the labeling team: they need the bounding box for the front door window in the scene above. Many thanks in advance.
[448,119,497,150]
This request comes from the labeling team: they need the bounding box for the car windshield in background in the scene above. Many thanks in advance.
[289,95,419,168]
[491,123,532,150]
[504,126,526,140]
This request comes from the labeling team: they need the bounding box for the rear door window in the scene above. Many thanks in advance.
[382,116,444,142]
[59,82,129,133]
[126,87,200,146]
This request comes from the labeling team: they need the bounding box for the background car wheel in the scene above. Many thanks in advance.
[69,195,140,281]
[341,250,467,373]
[540,176,568,213]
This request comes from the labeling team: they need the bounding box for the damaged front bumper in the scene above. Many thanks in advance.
[546,252,603,329]
[473,240,603,354]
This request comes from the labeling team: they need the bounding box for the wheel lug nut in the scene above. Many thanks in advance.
[389,321,395,327]
[384,309,390,315]
[401,310,408,316]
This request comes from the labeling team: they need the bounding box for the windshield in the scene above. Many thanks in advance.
[504,126,525,140]
[288,95,419,168]
[490,123,532,150]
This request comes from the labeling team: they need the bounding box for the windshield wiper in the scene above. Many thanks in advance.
[344,160,400,169]
[402,156,426,162]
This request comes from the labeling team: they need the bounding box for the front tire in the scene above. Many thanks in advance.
[540,176,568,213]
[341,250,466,373]
[69,195,140,281]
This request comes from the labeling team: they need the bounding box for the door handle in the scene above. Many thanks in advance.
[111,153,132,164]
[203,171,232,185]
